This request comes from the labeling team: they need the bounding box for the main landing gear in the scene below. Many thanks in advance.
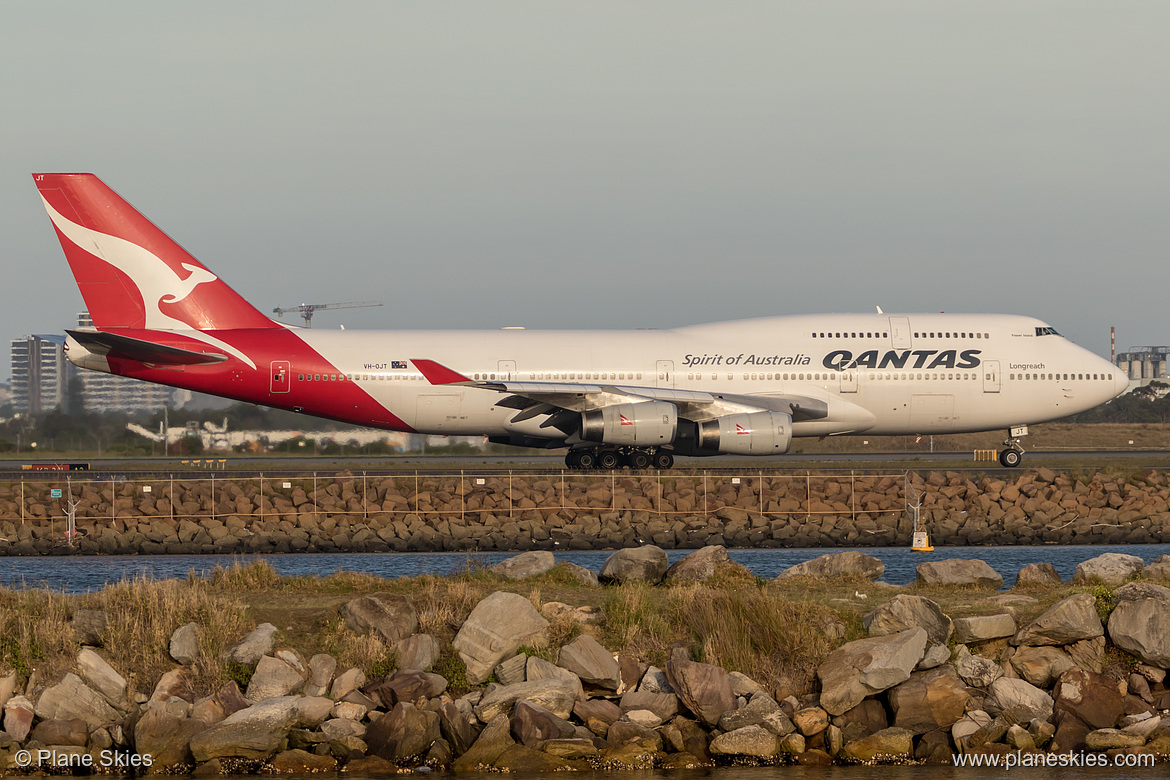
[565,447,675,471]
[999,426,1028,467]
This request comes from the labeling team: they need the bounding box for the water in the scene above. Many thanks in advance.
[1,543,1166,594]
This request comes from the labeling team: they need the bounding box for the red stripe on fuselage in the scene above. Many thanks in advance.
[97,327,414,432]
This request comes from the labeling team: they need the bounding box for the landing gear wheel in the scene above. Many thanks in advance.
[565,450,581,469]
[999,448,1022,468]
[597,450,620,470]
[652,451,675,470]
[575,450,596,469]
[629,451,651,470]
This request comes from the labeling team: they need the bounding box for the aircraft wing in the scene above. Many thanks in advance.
[411,359,828,422]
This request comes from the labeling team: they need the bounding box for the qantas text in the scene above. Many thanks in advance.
[822,349,982,371]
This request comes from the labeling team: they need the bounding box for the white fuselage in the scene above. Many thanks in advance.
[287,312,1127,440]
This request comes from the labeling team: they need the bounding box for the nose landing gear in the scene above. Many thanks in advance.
[999,425,1028,467]
[565,446,675,470]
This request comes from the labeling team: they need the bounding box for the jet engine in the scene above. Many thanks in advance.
[696,411,792,455]
[581,401,678,446]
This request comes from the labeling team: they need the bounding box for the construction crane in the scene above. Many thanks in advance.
[272,301,382,328]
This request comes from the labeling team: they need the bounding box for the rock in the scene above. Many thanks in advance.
[1144,555,1170,582]
[268,749,337,773]
[224,623,277,665]
[620,690,680,722]
[170,622,202,665]
[888,666,970,735]
[666,659,736,727]
[395,633,440,671]
[245,655,305,700]
[453,713,514,773]
[35,673,120,728]
[511,700,575,746]
[365,702,440,761]
[303,654,337,697]
[1085,728,1147,750]
[1108,598,1170,668]
[538,738,598,759]
[915,558,1003,589]
[557,562,600,586]
[339,592,418,644]
[775,550,885,581]
[1013,594,1103,646]
[728,671,764,696]
[817,627,929,716]
[526,656,584,700]
[1066,636,1106,672]
[637,665,674,694]
[453,591,550,684]
[793,706,830,736]
[1073,553,1146,587]
[493,743,583,772]
[440,699,481,755]
[843,727,914,761]
[76,648,127,708]
[373,669,447,705]
[31,718,87,747]
[558,635,620,690]
[954,645,1003,687]
[70,609,108,645]
[988,677,1054,722]
[150,666,196,704]
[294,696,334,727]
[599,546,669,584]
[134,708,206,767]
[3,695,34,741]
[1113,581,1170,604]
[952,710,992,749]
[474,678,580,722]
[191,681,249,725]
[1014,563,1062,588]
[1005,724,1035,751]
[917,643,951,670]
[495,653,529,686]
[864,595,953,644]
[953,614,1016,644]
[492,551,556,580]
[189,696,300,761]
[1053,669,1124,730]
[1010,646,1075,688]
[709,725,781,757]
[329,668,366,700]
[664,545,730,582]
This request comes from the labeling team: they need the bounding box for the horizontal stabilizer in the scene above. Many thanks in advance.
[66,329,227,365]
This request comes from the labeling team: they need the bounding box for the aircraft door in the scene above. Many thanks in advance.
[839,369,858,393]
[656,360,675,388]
[497,360,516,380]
[889,317,912,349]
[983,360,1001,393]
[270,361,291,394]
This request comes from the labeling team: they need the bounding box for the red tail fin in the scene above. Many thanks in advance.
[34,173,277,331]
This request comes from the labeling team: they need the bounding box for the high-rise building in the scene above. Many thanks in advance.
[8,314,180,415]
[9,335,68,414]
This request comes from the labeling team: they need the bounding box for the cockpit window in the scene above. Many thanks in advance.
[1035,326,1061,337]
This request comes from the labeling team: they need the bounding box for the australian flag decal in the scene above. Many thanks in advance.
[391,361,408,369]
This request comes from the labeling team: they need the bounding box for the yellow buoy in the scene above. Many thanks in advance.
[911,530,934,553]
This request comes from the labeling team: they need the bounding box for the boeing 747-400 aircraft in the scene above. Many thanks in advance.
[34,173,1129,469]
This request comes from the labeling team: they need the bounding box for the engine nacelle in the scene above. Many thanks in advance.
[581,401,678,446]
[697,411,792,455]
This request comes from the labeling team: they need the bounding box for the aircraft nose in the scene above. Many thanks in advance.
[1112,364,1130,397]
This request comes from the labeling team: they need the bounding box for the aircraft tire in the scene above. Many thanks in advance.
[999,449,1022,468]
[565,451,580,469]
[575,450,596,469]
[629,451,651,469]
[597,450,620,470]
[653,451,675,470]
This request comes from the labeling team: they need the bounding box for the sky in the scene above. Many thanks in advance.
[4,2,1169,382]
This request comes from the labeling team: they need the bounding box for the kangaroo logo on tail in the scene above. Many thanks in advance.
[41,196,256,367]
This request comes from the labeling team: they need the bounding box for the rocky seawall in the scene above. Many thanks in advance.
[0,547,1168,774]
[2,468,1170,555]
